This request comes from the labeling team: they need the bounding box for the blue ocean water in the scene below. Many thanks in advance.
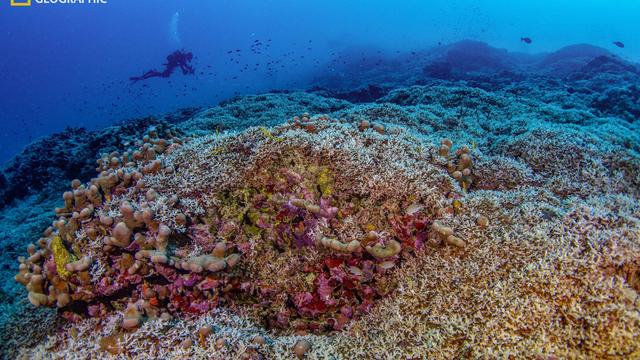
[0,0,638,163]
[2,1,640,358]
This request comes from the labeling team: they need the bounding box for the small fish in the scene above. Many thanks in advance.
[521,37,532,44]
[613,41,625,48]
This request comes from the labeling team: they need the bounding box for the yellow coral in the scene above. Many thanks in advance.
[258,126,283,142]
[211,145,226,155]
[51,236,75,280]
[317,167,334,197]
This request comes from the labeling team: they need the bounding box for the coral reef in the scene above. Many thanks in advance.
[312,40,640,123]
[14,115,461,338]
[1,46,640,358]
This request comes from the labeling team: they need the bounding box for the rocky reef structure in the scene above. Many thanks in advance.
[1,43,640,358]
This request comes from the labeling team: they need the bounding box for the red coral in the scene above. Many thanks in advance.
[389,213,431,249]
[316,274,335,305]
[189,224,217,252]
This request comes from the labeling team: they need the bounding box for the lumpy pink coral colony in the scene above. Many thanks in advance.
[14,116,475,337]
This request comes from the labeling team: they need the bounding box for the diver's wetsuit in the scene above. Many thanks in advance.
[130,50,195,83]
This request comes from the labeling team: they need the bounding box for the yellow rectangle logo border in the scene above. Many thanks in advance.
[11,0,32,6]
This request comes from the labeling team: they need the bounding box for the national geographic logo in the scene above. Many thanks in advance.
[10,0,30,6]
[11,0,108,6]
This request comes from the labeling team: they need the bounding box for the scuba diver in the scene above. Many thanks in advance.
[130,50,195,83]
